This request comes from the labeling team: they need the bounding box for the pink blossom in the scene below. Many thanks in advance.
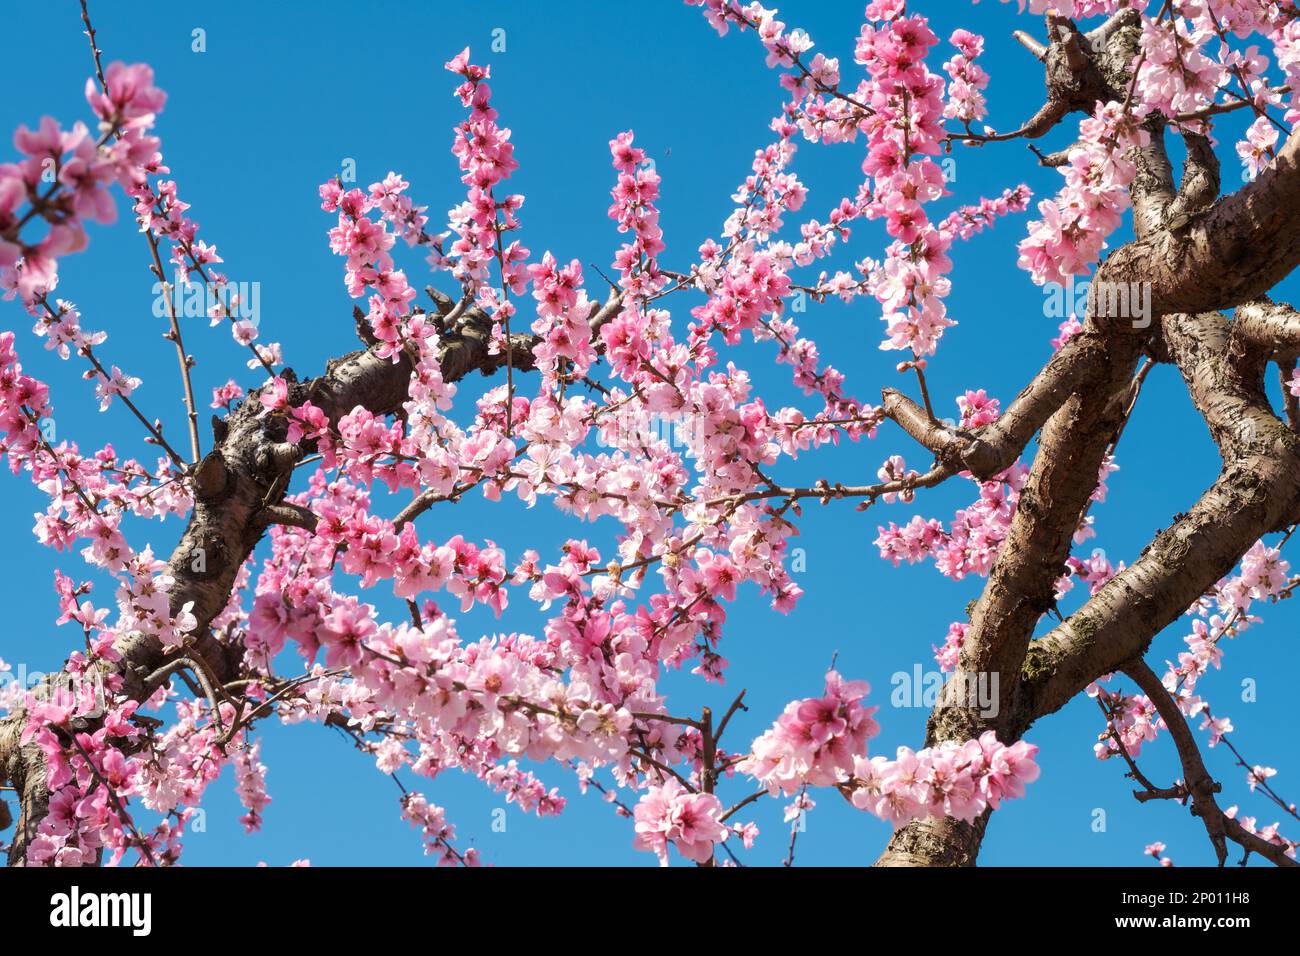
[632,778,727,866]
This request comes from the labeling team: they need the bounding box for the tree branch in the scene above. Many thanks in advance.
[1124,658,1297,867]
[875,323,1145,866]
[1097,129,1300,320]
[1021,312,1300,726]
[883,331,1111,480]
[0,303,545,864]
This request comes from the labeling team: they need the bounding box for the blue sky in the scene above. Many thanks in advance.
[1,0,1296,867]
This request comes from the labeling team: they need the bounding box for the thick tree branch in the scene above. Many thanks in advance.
[1097,129,1300,320]
[1163,131,1220,232]
[1021,312,1300,726]
[875,324,1145,866]
[950,10,1139,148]
[1231,299,1300,369]
[883,331,1111,481]
[880,311,1299,867]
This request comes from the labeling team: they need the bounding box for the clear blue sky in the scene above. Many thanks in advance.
[1,0,1296,867]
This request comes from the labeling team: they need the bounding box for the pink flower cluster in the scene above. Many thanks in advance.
[22,675,253,866]
[1094,540,1294,776]
[632,778,727,865]
[943,28,989,125]
[439,48,529,358]
[740,671,881,794]
[401,792,480,866]
[934,621,968,673]
[1018,102,1148,285]
[1055,547,1122,601]
[733,670,1040,832]
[608,131,666,298]
[1134,14,1224,118]
[2,62,163,306]
[1225,805,1296,861]
[875,461,1028,579]
[320,177,418,342]
[1145,841,1174,867]
[850,732,1042,826]
[233,738,271,832]
[528,252,596,385]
